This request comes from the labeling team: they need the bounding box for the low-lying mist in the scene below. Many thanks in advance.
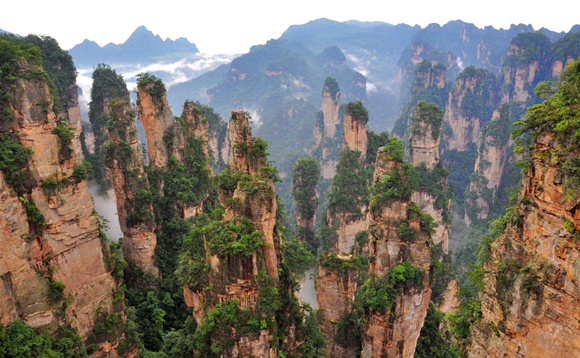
[88,182,123,241]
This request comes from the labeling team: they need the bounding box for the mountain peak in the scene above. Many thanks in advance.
[69,25,199,66]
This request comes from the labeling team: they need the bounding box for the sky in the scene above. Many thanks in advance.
[1,0,578,55]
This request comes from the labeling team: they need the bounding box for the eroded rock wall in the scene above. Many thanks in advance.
[0,64,117,341]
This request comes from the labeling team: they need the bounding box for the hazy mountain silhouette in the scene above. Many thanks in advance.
[69,25,199,66]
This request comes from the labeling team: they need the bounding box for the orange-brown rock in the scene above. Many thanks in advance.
[444,68,498,152]
[179,100,210,163]
[321,82,340,139]
[136,79,174,169]
[409,102,450,251]
[0,69,117,341]
[104,99,158,276]
[188,111,285,357]
[409,103,442,170]
[465,105,510,223]
[361,146,432,358]
[343,109,368,160]
[316,262,360,357]
[468,130,580,357]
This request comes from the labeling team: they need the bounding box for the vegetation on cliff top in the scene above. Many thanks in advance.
[513,58,580,199]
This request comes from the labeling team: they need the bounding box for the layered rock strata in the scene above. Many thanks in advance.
[468,59,580,357]
[104,99,158,276]
[186,111,286,357]
[361,144,433,358]
[0,54,117,342]
[409,101,450,252]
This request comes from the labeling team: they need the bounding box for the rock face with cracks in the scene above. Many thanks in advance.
[185,111,290,357]
[0,59,117,342]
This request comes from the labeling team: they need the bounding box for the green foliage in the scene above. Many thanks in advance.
[0,320,87,358]
[41,177,59,190]
[137,72,167,97]
[440,143,478,206]
[48,280,66,303]
[281,237,316,275]
[371,153,417,210]
[160,316,196,358]
[350,277,387,317]
[392,60,449,138]
[132,290,166,352]
[345,101,369,124]
[72,160,93,181]
[366,130,391,165]
[52,122,75,162]
[205,216,263,257]
[297,309,327,357]
[0,35,70,126]
[0,36,41,126]
[117,306,142,355]
[412,100,444,140]
[319,252,368,277]
[19,196,45,229]
[292,157,320,222]
[24,35,77,109]
[414,161,452,223]
[327,149,370,219]
[415,302,456,358]
[163,137,212,208]
[505,32,552,66]
[323,77,340,100]
[87,64,129,192]
[447,286,482,344]
[92,312,123,343]
[380,136,405,162]
[429,243,456,305]
[513,59,580,200]
[357,261,423,314]
[454,66,496,125]
[551,32,580,62]
[89,64,129,107]
[177,223,210,291]
[407,202,438,234]
[0,132,33,194]
[194,299,261,356]
[355,230,369,247]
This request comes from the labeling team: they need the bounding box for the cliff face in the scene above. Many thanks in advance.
[292,157,320,250]
[316,108,371,356]
[463,33,556,223]
[0,58,117,342]
[409,102,442,170]
[179,100,210,163]
[469,134,580,357]
[321,81,341,139]
[410,102,451,252]
[444,68,498,152]
[343,104,368,159]
[186,111,290,357]
[392,60,448,141]
[104,99,158,276]
[136,76,174,169]
[464,101,511,223]
[313,78,342,180]
[361,145,432,358]
[467,59,580,357]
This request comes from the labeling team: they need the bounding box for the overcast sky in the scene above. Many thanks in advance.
[1,0,578,55]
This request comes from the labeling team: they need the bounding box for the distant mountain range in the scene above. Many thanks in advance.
[68,25,199,66]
